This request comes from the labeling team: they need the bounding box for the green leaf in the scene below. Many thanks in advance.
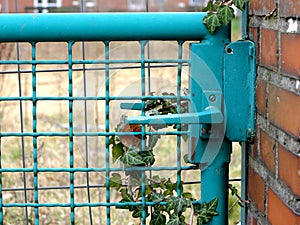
[166,214,185,225]
[150,211,166,225]
[217,6,235,26]
[148,134,161,149]
[233,0,248,10]
[183,154,189,164]
[108,136,115,146]
[139,150,155,166]
[163,189,173,196]
[120,189,134,202]
[109,173,122,190]
[238,201,244,208]
[202,0,213,12]
[151,175,166,189]
[229,184,238,196]
[166,196,191,214]
[132,207,144,218]
[112,143,124,163]
[206,198,219,215]
[196,198,219,224]
[169,106,177,114]
[181,192,193,199]
[197,216,204,225]
[182,134,188,142]
[120,147,145,166]
[203,12,222,34]
[151,191,165,203]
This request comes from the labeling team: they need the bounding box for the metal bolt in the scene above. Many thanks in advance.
[208,94,216,102]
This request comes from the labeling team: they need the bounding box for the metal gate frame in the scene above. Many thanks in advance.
[0,12,255,225]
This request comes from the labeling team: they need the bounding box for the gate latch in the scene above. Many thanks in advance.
[121,40,256,164]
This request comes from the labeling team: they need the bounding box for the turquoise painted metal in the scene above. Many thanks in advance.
[0,12,256,225]
[0,13,211,42]
[123,21,256,225]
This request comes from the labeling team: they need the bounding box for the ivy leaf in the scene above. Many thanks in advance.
[217,6,235,26]
[112,143,124,163]
[202,0,213,12]
[166,214,180,225]
[132,207,143,218]
[120,147,145,166]
[233,0,248,10]
[229,183,238,196]
[151,191,165,203]
[166,214,185,225]
[183,154,189,164]
[108,136,115,146]
[238,201,245,208]
[139,150,155,166]
[206,198,218,215]
[196,198,219,224]
[203,12,222,34]
[120,188,134,202]
[150,211,166,225]
[116,189,135,210]
[148,134,161,149]
[181,192,193,199]
[166,196,191,214]
[151,175,166,189]
[165,179,177,194]
[109,173,122,190]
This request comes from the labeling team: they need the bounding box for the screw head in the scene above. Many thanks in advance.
[208,94,216,102]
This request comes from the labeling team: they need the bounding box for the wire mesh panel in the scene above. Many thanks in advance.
[0,13,213,225]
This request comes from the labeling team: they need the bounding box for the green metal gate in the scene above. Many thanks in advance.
[0,12,255,225]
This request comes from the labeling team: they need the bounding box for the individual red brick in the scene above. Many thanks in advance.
[249,0,276,16]
[280,0,300,17]
[268,188,300,225]
[260,130,275,173]
[268,85,300,138]
[281,33,300,77]
[256,78,267,115]
[261,29,278,70]
[278,144,300,196]
[248,167,265,213]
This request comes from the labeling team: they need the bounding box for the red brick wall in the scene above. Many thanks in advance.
[247,0,300,224]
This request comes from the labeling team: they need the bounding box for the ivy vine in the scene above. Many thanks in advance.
[107,93,246,224]
[203,0,249,34]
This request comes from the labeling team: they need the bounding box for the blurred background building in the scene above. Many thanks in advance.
[0,0,209,13]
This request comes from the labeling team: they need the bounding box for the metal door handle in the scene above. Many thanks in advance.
[124,107,223,125]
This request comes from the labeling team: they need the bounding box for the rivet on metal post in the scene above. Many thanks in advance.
[208,94,216,102]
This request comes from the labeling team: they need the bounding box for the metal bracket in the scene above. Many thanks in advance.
[224,40,256,142]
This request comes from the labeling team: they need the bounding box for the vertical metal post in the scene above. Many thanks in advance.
[189,26,231,225]
[201,140,231,225]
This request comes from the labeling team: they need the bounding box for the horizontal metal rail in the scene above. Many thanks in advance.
[0,12,211,42]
